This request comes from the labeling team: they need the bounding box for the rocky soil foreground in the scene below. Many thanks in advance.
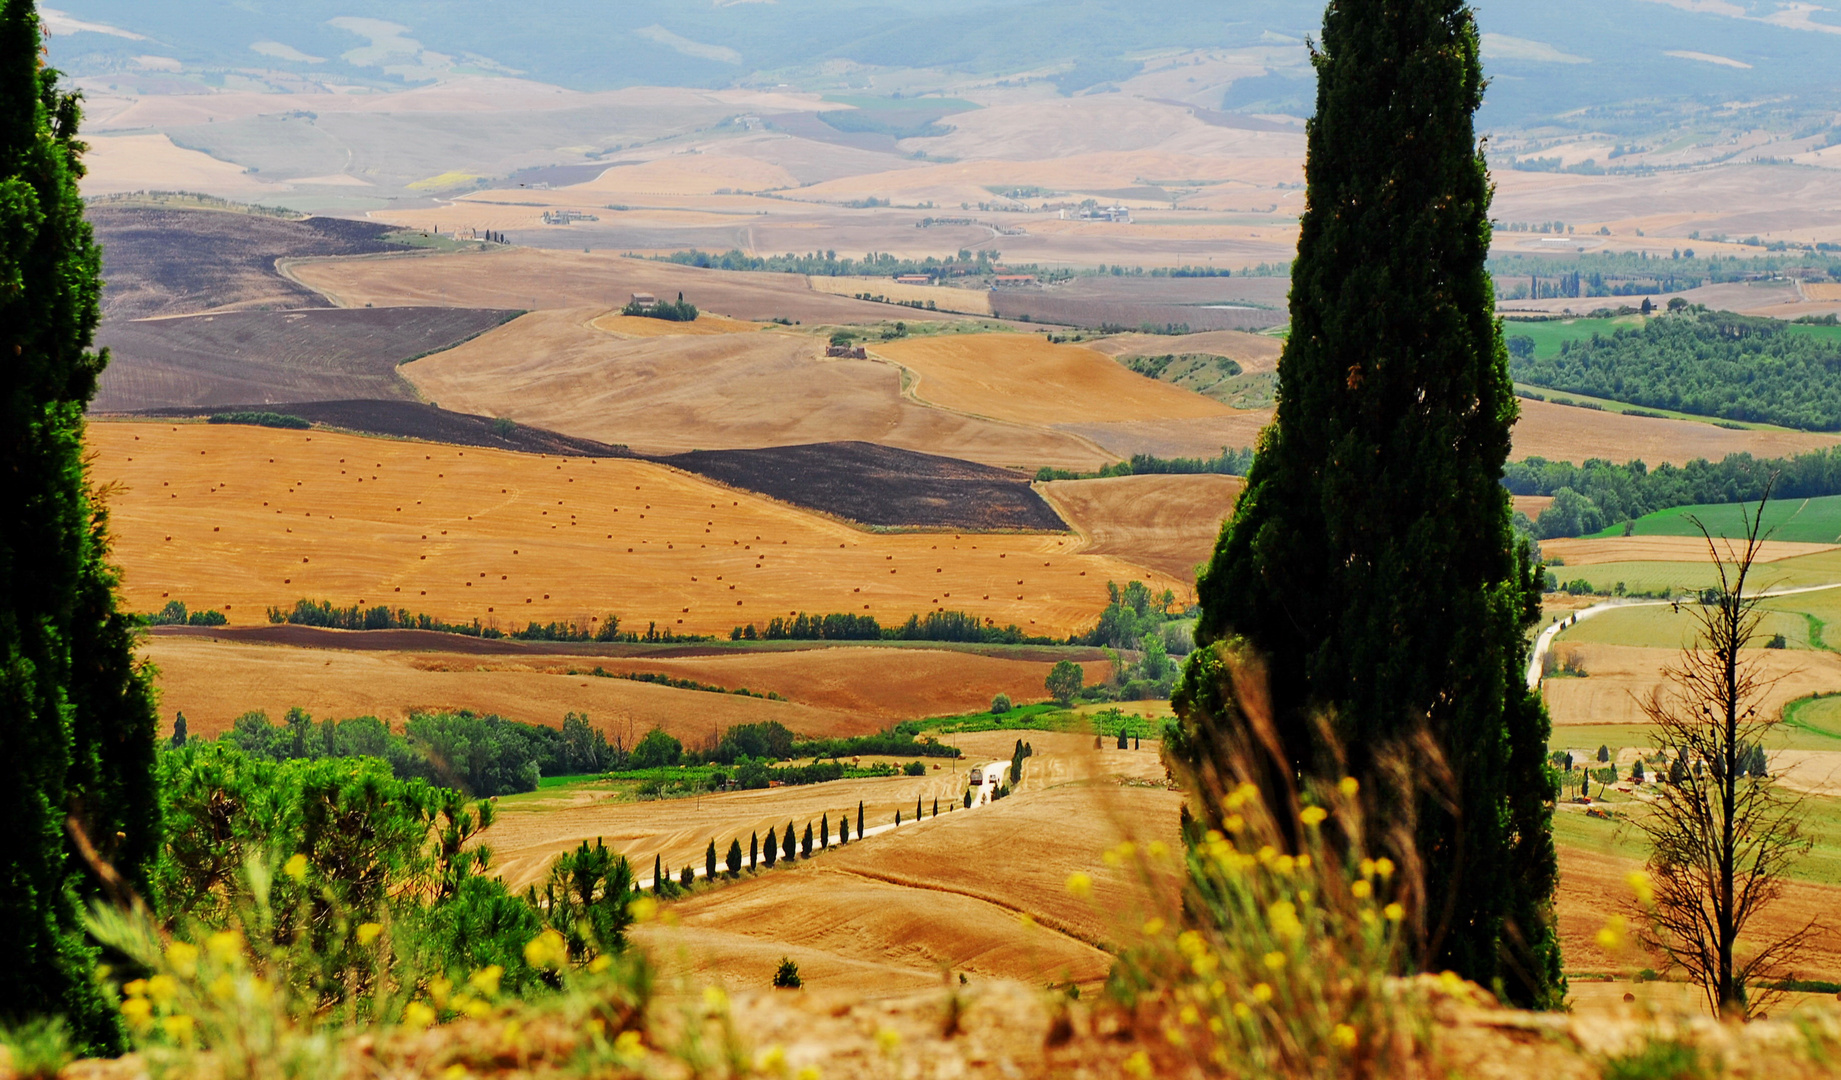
[23,976,1841,1080]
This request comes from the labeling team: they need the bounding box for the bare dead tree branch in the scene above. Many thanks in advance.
[1631,476,1819,1017]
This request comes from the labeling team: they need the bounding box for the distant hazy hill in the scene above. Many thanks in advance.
[43,0,1841,126]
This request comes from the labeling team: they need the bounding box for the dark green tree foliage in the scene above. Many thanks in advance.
[172,713,188,748]
[538,839,637,961]
[916,796,923,821]
[763,826,778,867]
[679,865,694,888]
[654,853,664,894]
[1045,660,1083,705]
[800,822,813,857]
[0,1,159,1047]
[705,840,717,881]
[932,798,938,818]
[750,831,759,869]
[820,813,829,850]
[839,814,850,843]
[782,821,796,862]
[1177,0,1560,1006]
[1511,311,1841,430]
[725,838,742,877]
[857,801,865,838]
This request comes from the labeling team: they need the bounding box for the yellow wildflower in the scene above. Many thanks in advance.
[1595,915,1627,952]
[795,1069,822,1080]
[614,1031,644,1058]
[1232,1001,1252,1020]
[1124,1050,1152,1079]
[875,1027,902,1056]
[1148,841,1169,858]
[161,1014,195,1046]
[146,974,179,1007]
[758,1046,787,1074]
[1142,917,1166,936]
[1179,1004,1199,1026]
[165,941,199,979]
[402,1001,436,1029]
[1373,858,1395,879]
[442,1066,469,1080]
[589,954,612,974]
[1300,806,1328,827]
[428,976,452,1009]
[1383,903,1405,923]
[1339,776,1360,798]
[461,998,492,1020]
[703,985,730,1011]
[1267,900,1303,941]
[1351,879,1373,900]
[283,853,309,880]
[1262,951,1286,971]
[1223,813,1245,834]
[468,965,503,997]
[1331,1023,1358,1050]
[205,929,243,966]
[356,922,383,946]
[523,929,567,970]
[208,974,235,1002]
[1626,870,1655,906]
[122,978,149,999]
[1065,871,1093,899]
[1252,982,1273,1003]
[628,895,659,923]
[120,997,153,1028]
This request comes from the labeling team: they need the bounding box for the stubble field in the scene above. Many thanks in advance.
[89,421,1176,638]
[1038,474,1242,583]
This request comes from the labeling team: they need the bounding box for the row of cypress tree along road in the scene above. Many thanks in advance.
[0,0,161,1051]
[1170,0,1562,1008]
[650,797,968,893]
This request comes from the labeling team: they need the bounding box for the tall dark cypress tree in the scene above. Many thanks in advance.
[1175,0,1560,1007]
[0,0,159,1049]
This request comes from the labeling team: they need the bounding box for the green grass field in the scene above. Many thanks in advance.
[1588,495,1841,544]
[1550,547,1841,596]
[1506,315,1841,360]
[1550,785,1841,887]
[1552,602,1814,650]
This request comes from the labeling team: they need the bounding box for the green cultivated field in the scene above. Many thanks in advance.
[1506,315,1841,361]
[1588,495,1841,544]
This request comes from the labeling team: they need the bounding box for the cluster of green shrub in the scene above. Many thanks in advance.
[151,739,640,1010]
[219,708,623,797]
[205,411,311,429]
[1489,251,1841,294]
[622,293,698,321]
[650,247,1025,279]
[1123,353,1243,380]
[1034,447,1255,482]
[1508,309,1841,430]
[1504,446,1841,539]
[144,600,226,626]
[267,599,713,643]
[592,667,784,700]
[731,608,1052,645]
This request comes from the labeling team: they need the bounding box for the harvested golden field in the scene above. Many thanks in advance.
[1542,643,1841,727]
[1087,329,1285,374]
[588,312,763,337]
[80,133,286,199]
[1510,397,1841,465]
[1039,474,1241,585]
[1512,494,1554,518]
[286,248,938,325]
[89,421,1178,637]
[140,633,853,742]
[638,779,1181,997]
[401,310,1114,469]
[554,154,801,197]
[143,630,1113,736]
[1543,536,1840,565]
[806,275,993,316]
[873,333,1233,426]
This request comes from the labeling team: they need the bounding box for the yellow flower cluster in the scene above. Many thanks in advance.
[118,931,272,1047]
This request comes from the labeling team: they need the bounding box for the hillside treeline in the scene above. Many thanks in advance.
[1509,310,1841,430]
[1488,251,1841,295]
[1505,447,1841,538]
[1034,446,1255,482]
[732,608,1048,644]
[268,599,711,643]
[652,247,1015,278]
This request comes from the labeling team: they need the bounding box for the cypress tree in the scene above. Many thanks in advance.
[895,809,902,826]
[0,0,159,1049]
[680,865,694,888]
[820,812,829,849]
[839,813,850,843]
[171,712,187,747]
[725,838,742,876]
[932,797,938,818]
[915,795,922,822]
[705,839,717,880]
[857,800,864,837]
[782,821,796,862]
[1174,0,1560,1007]
[764,826,778,867]
[750,830,759,869]
[653,853,664,894]
[800,822,813,857]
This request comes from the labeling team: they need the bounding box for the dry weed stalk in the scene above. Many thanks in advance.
[1631,483,1819,1018]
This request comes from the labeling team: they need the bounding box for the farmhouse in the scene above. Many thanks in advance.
[893,274,933,285]
[629,292,657,308]
[540,209,599,225]
[826,344,869,359]
[992,275,1039,288]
